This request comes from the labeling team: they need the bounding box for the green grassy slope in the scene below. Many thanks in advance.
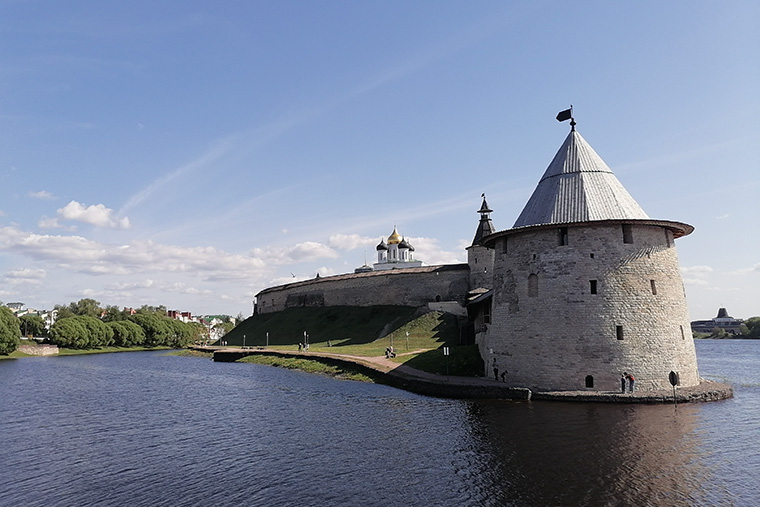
[221,306,484,377]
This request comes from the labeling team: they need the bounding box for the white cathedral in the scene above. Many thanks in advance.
[372,226,422,271]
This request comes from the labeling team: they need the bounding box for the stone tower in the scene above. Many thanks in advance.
[480,127,700,392]
[467,195,496,290]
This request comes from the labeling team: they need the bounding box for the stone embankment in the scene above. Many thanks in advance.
[192,346,733,403]
[18,344,59,356]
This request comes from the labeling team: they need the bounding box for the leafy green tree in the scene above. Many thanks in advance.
[19,314,47,337]
[107,320,146,347]
[129,313,171,347]
[744,316,760,338]
[0,307,21,355]
[68,298,102,318]
[102,305,130,322]
[49,315,113,349]
[136,304,167,315]
[71,315,113,347]
[53,304,75,320]
[49,318,89,349]
[188,322,207,344]
[166,319,194,348]
[213,321,236,337]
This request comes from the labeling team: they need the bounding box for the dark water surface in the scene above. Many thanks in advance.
[0,340,757,506]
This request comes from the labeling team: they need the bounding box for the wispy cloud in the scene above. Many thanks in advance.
[29,190,55,200]
[727,263,760,275]
[681,264,714,287]
[120,134,240,214]
[3,267,46,285]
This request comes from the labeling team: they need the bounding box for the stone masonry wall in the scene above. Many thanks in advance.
[256,265,470,314]
[467,244,494,290]
[483,223,699,392]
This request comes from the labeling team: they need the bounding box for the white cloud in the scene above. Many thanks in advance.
[38,216,76,230]
[327,233,375,250]
[0,225,268,282]
[681,265,714,287]
[727,263,760,275]
[406,236,464,266]
[251,241,339,264]
[683,278,710,286]
[57,201,131,229]
[3,267,46,285]
[29,190,55,200]
[681,265,714,274]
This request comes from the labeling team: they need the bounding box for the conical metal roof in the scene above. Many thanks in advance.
[513,130,649,227]
[472,195,496,246]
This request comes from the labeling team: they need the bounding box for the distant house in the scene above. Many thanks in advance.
[691,308,744,335]
[6,302,25,312]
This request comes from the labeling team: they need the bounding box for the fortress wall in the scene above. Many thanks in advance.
[485,223,698,392]
[256,265,470,314]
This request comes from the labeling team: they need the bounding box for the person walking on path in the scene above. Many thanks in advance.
[627,373,635,393]
[492,358,499,381]
[621,373,627,393]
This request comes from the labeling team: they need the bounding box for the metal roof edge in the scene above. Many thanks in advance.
[482,218,694,247]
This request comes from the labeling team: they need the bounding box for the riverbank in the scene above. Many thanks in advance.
[193,346,733,403]
[1,344,172,359]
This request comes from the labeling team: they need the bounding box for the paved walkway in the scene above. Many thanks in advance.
[193,346,733,403]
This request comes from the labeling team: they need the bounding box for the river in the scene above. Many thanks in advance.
[0,340,757,506]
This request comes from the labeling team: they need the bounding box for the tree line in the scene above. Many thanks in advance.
[1,298,217,354]
[701,316,760,339]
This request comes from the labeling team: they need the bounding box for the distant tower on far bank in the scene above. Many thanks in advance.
[480,125,700,392]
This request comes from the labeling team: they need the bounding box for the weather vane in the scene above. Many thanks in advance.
[556,105,576,130]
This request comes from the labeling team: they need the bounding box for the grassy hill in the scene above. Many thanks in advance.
[220,306,484,376]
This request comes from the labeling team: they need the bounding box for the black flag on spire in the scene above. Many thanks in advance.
[556,107,573,122]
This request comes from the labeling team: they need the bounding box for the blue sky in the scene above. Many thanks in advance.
[1,1,758,319]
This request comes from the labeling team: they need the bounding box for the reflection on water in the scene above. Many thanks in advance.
[0,341,756,506]
[469,401,721,506]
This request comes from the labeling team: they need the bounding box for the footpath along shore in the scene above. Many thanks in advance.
[191,346,733,403]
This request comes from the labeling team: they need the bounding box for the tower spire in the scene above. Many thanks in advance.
[472,193,495,245]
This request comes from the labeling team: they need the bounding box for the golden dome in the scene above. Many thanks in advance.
[387,227,402,244]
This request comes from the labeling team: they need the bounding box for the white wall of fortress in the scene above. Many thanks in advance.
[482,222,699,392]
[256,265,471,314]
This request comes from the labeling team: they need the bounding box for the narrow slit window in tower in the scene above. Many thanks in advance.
[680,325,685,340]
[590,280,598,294]
[558,227,569,246]
[650,279,657,295]
[585,375,594,388]
[590,252,595,259]
[622,224,633,244]
[528,273,538,297]
[616,325,624,340]
[502,237,508,254]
